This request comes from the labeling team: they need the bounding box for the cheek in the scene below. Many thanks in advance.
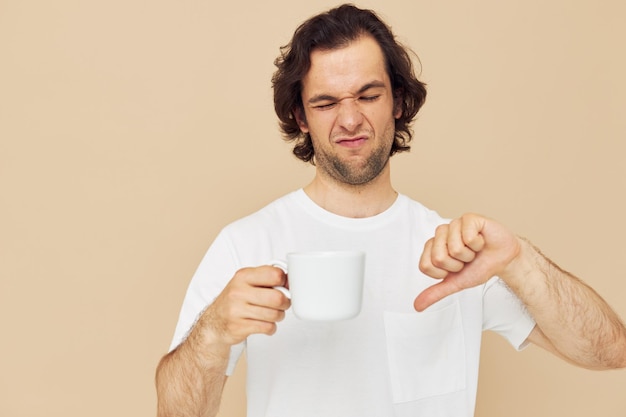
[308,114,336,136]
[366,111,395,133]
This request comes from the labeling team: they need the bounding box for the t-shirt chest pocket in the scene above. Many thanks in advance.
[383,299,467,404]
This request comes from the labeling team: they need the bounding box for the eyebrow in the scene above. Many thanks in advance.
[307,80,387,104]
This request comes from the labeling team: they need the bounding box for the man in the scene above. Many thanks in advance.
[156,4,626,417]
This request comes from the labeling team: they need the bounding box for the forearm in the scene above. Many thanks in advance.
[155,324,231,417]
[502,237,626,369]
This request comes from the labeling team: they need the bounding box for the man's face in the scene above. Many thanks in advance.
[297,35,401,186]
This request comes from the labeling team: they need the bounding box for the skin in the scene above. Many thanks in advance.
[296,35,401,218]
[156,265,290,417]
[155,34,626,417]
[416,214,626,369]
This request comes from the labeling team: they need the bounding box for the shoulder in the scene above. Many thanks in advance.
[400,194,450,226]
[221,190,300,236]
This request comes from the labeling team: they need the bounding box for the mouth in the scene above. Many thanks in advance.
[335,136,367,148]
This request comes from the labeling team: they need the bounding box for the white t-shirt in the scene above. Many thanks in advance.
[169,189,535,417]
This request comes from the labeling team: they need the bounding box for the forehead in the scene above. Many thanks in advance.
[301,35,390,97]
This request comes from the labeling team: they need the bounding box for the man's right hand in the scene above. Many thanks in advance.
[196,265,292,347]
[157,265,289,417]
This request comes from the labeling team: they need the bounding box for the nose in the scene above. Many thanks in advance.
[336,99,364,132]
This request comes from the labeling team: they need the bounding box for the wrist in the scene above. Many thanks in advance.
[181,309,234,368]
[500,236,554,299]
[499,237,537,285]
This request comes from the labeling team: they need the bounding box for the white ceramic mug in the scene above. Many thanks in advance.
[272,251,366,321]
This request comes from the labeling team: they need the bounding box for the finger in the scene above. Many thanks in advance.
[247,286,291,310]
[413,278,462,312]
[246,319,279,336]
[419,238,448,279]
[430,224,465,273]
[446,218,477,263]
[238,265,287,288]
[242,303,287,324]
[461,214,486,252]
[217,274,289,321]
[228,318,279,339]
[212,296,287,341]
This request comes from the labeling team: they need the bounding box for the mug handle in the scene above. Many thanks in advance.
[269,259,291,299]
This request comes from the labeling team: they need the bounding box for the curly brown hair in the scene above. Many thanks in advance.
[272,4,427,164]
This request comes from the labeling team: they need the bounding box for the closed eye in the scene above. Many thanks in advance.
[360,95,380,102]
[313,96,379,110]
[313,102,337,110]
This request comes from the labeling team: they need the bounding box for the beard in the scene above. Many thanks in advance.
[312,124,395,186]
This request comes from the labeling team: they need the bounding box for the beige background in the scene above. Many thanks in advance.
[1,0,625,416]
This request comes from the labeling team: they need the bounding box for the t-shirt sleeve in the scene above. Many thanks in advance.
[167,228,245,375]
[482,277,536,351]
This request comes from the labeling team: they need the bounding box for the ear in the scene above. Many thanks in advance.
[393,90,403,119]
[294,108,309,133]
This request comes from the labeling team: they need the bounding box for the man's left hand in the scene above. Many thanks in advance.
[414,213,521,311]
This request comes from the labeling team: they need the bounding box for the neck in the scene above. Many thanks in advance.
[303,165,397,218]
